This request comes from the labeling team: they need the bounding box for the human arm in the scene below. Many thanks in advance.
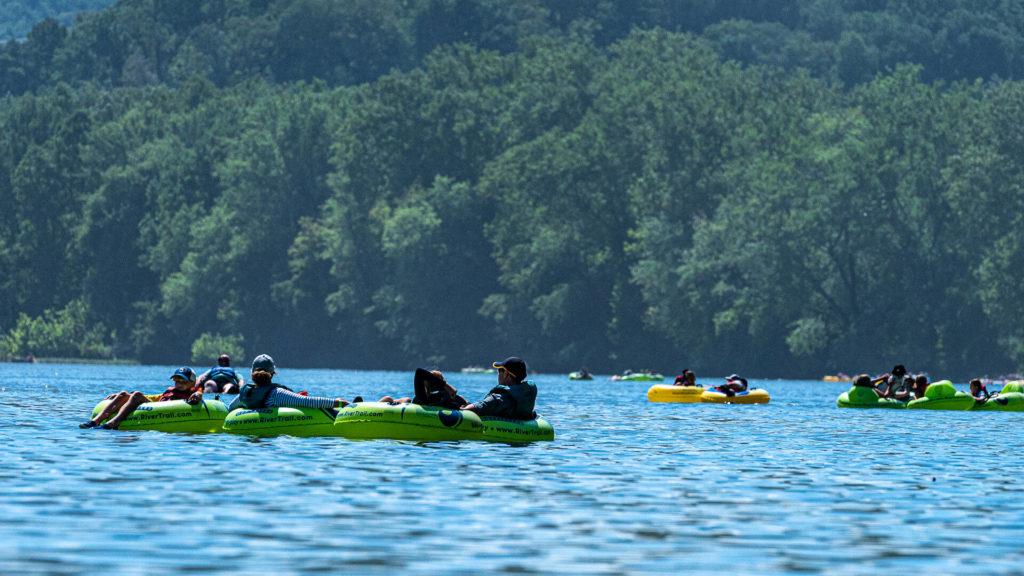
[461,391,513,416]
[266,388,346,409]
[227,394,241,411]
[187,389,203,405]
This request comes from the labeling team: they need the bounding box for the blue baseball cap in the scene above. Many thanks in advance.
[171,366,196,381]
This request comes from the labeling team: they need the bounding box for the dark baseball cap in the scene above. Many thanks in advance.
[252,354,276,374]
[493,357,527,381]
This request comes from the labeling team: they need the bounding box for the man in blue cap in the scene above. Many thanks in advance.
[461,356,537,420]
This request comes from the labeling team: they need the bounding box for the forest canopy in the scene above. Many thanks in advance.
[2,0,1024,378]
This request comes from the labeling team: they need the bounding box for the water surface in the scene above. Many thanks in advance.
[2,364,1022,574]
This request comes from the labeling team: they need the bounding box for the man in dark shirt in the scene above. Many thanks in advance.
[462,356,537,420]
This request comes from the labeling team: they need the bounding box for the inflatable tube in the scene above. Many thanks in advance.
[836,387,905,409]
[1000,381,1024,394]
[906,380,973,411]
[701,388,770,404]
[334,402,483,441]
[480,415,555,442]
[610,373,664,382]
[970,392,1024,412]
[222,406,338,437]
[647,385,704,403]
[90,399,228,433]
[334,402,555,442]
[568,372,593,381]
[461,367,495,374]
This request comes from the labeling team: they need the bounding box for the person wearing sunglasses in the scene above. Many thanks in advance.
[461,356,537,420]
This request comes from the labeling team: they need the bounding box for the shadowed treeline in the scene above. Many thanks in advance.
[2,1,1024,378]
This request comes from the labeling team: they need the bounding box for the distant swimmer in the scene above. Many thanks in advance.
[462,356,537,420]
[227,354,348,410]
[81,366,203,430]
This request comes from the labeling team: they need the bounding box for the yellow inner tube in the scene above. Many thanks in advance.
[647,385,705,403]
[700,388,771,404]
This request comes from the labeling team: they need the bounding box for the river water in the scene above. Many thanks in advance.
[2,363,1022,574]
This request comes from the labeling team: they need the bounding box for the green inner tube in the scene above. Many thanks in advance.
[90,398,229,433]
[615,373,664,382]
[836,386,905,409]
[222,406,339,437]
[480,415,555,442]
[907,381,973,410]
[335,402,483,441]
[971,391,1024,412]
[334,402,554,442]
[1000,381,1024,394]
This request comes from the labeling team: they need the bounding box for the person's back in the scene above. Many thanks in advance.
[880,365,910,399]
[230,354,347,411]
[200,354,242,393]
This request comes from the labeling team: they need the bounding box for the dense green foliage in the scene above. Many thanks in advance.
[0,1,113,41]
[3,1,1024,377]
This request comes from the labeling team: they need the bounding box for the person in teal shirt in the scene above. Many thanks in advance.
[461,356,537,420]
[197,354,244,394]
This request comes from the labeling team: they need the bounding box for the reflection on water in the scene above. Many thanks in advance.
[2,364,1024,574]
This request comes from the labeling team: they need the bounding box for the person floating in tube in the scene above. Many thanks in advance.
[673,369,697,387]
[461,356,537,420]
[80,366,204,430]
[911,374,930,400]
[878,365,911,400]
[227,354,350,411]
[716,374,748,397]
[378,368,468,409]
[969,378,991,406]
[197,353,244,394]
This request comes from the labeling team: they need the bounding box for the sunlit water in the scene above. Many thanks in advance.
[2,363,1023,574]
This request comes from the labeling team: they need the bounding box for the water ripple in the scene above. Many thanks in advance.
[3,366,1024,573]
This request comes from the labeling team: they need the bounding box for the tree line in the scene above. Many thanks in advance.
[2,1,1024,377]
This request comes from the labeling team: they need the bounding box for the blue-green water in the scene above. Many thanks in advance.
[2,363,1023,574]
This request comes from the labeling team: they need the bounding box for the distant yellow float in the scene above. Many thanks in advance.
[647,385,770,404]
[646,385,704,403]
[699,388,771,404]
